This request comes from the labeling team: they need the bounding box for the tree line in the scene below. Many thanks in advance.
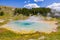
[14,8,51,16]
[0,7,51,17]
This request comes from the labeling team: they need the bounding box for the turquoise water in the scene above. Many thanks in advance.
[14,21,35,27]
[6,20,57,33]
[7,21,51,29]
[4,16,57,33]
[8,21,39,28]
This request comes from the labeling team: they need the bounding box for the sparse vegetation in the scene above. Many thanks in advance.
[0,25,60,40]
[0,6,60,40]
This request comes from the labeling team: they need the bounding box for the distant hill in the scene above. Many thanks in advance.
[0,6,60,18]
[0,6,15,14]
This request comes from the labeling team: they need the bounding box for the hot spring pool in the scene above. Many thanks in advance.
[2,20,57,34]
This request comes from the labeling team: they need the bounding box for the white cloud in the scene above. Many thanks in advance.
[24,0,30,3]
[24,1,27,3]
[28,0,30,2]
[47,3,60,11]
[34,0,44,2]
[24,3,40,8]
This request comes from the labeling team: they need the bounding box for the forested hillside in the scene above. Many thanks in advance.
[0,6,51,16]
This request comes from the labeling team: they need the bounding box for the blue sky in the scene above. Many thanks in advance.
[0,0,60,8]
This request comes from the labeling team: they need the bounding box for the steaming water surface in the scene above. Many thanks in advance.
[2,16,57,34]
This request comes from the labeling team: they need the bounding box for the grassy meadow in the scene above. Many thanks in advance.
[0,6,60,40]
